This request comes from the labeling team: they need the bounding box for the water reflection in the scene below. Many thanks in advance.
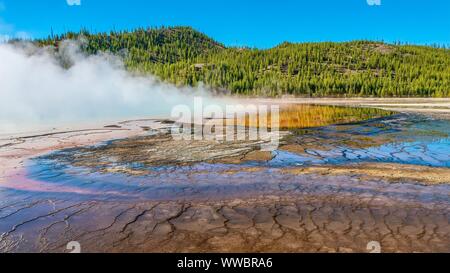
[238,104,394,129]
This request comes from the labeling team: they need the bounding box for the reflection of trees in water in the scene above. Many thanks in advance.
[240,105,394,129]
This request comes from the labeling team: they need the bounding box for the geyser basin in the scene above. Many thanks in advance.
[1,105,449,253]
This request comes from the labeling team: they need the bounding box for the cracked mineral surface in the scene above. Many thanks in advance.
[0,107,449,253]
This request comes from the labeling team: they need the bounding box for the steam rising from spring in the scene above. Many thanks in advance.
[0,40,224,134]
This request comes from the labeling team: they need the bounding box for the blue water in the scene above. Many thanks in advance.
[264,114,450,168]
[265,138,450,168]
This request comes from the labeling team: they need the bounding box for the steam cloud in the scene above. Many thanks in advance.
[0,41,226,134]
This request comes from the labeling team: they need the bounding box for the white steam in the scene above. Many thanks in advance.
[0,41,225,134]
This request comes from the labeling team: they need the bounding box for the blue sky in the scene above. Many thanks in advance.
[0,0,449,48]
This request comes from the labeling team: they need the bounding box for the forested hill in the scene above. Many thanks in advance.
[35,26,450,97]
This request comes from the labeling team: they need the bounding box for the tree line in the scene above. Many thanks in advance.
[34,26,450,97]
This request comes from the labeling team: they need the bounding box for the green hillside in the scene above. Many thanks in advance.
[35,26,450,97]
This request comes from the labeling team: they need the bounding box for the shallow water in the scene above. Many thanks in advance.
[19,159,449,203]
[268,114,450,167]
[12,111,450,203]
[1,106,449,253]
